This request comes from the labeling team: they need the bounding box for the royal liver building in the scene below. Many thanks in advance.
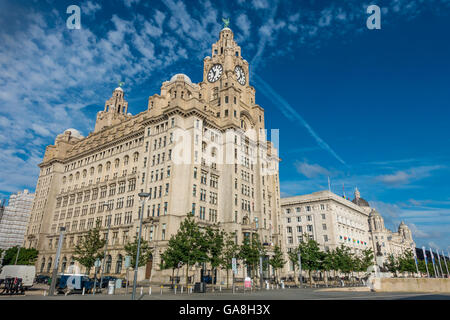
[25,27,282,282]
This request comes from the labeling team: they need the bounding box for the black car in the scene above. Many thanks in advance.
[35,275,50,284]
[93,276,118,288]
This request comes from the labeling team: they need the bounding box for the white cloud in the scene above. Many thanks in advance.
[123,0,141,8]
[295,161,330,179]
[82,1,101,16]
[252,0,269,10]
[375,165,445,186]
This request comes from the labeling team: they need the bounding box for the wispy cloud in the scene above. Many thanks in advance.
[295,161,330,179]
[375,165,445,186]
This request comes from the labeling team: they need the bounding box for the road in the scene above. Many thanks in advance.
[1,287,449,300]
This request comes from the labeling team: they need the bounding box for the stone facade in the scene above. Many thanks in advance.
[24,28,282,283]
[0,190,35,250]
[281,189,416,275]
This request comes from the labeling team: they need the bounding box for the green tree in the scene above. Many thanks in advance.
[220,232,239,288]
[160,241,184,287]
[397,250,416,274]
[2,247,39,265]
[239,233,265,281]
[204,226,225,283]
[73,222,106,275]
[384,254,399,275]
[334,245,354,281]
[360,248,374,272]
[124,237,153,267]
[287,249,299,284]
[269,245,285,284]
[163,214,207,287]
[298,235,322,287]
[320,250,335,287]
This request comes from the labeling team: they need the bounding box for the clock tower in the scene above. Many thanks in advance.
[199,27,260,131]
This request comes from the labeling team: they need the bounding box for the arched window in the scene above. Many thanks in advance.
[47,258,52,273]
[133,152,139,163]
[106,162,111,171]
[90,167,95,176]
[82,169,87,178]
[114,158,120,168]
[124,156,129,165]
[69,174,73,182]
[75,172,80,180]
[116,255,123,274]
[98,164,103,173]
[61,257,67,273]
[40,258,46,273]
[105,255,112,274]
[62,176,67,184]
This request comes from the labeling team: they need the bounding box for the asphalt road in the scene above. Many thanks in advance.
[1,287,449,300]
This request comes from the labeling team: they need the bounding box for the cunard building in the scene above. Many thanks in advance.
[24,27,282,283]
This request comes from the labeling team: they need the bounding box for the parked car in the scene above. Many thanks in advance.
[93,276,119,288]
[35,275,50,284]
[56,274,94,294]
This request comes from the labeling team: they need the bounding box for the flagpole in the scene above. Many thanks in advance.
[328,177,331,192]
[430,248,438,278]
[436,249,444,278]
[442,250,449,277]
[413,251,419,278]
[422,247,429,278]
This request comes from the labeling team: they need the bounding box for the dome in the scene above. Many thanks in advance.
[369,209,381,217]
[352,197,370,207]
[398,221,408,230]
[169,74,193,85]
[114,87,123,92]
[65,128,84,139]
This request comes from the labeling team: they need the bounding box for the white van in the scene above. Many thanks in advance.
[0,265,36,288]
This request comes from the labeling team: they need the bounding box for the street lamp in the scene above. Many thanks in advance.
[96,202,111,294]
[297,249,303,287]
[131,192,150,300]
[49,227,66,296]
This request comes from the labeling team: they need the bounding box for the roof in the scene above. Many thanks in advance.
[169,73,193,85]
[352,197,370,207]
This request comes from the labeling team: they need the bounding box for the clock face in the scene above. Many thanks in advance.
[207,64,223,83]
[235,66,246,85]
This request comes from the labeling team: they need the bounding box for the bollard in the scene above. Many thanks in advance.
[181,286,183,294]
[175,285,177,294]
[220,285,222,292]
[160,285,163,295]
[43,290,47,296]
[82,287,85,295]
[140,287,143,295]
[212,286,215,293]
[271,284,274,290]
[149,286,152,295]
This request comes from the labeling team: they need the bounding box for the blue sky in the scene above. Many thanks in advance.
[0,0,449,252]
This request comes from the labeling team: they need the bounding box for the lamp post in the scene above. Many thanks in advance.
[297,250,303,287]
[98,202,111,293]
[49,227,66,296]
[14,246,21,265]
[132,192,150,300]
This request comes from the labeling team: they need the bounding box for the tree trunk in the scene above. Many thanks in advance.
[309,270,312,288]
[226,269,229,289]
[325,270,328,287]
[293,266,297,285]
[185,263,189,288]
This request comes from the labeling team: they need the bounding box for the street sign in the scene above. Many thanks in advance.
[94,258,101,268]
[178,261,183,268]
[232,258,237,274]
[124,255,132,268]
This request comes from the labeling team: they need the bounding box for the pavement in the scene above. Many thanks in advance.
[1,285,449,300]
